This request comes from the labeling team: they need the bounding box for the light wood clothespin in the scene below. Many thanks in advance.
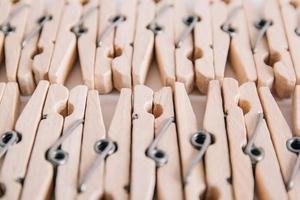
[277,0,300,87]
[1,0,31,82]
[211,0,257,85]
[103,88,132,199]
[20,83,69,200]
[0,82,20,161]
[174,82,205,199]
[95,0,137,93]
[55,85,87,200]
[78,88,132,199]
[132,0,175,87]
[47,0,83,84]
[77,0,98,89]
[174,0,197,93]
[243,0,296,98]
[174,81,232,199]
[17,0,50,95]
[0,80,49,200]
[202,80,232,199]
[77,90,106,199]
[32,0,64,83]
[194,0,214,94]
[223,78,287,200]
[130,85,183,199]
[259,86,300,199]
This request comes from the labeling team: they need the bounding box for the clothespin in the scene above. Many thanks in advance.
[223,78,287,199]
[102,88,131,199]
[0,80,49,199]
[202,80,232,199]
[259,86,300,199]
[47,0,82,84]
[174,82,205,199]
[21,85,88,200]
[211,0,257,85]
[77,0,99,89]
[78,88,131,199]
[1,0,31,82]
[77,90,106,199]
[277,0,300,86]
[194,0,214,94]
[0,82,20,160]
[243,0,296,98]
[174,81,232,199]
[95,0,137,93]
[130,85,183,199]
[132,0,175,87]
[174,0,198,93]
[17,0,50,95]
[31,0,64,83]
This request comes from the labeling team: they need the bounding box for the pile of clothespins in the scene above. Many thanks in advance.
[1,0,300,199]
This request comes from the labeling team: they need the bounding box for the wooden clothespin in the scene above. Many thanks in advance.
[31,0,64,83]
[102,88,131,199]
[243,0,296,98]
[47,0,83,84]
[211,0,257,85]
[132,0,175,87]
[174,82,205,199]
[259,86,300,199]
[194,0,214,94]
[77,0,99,89]
[17,0,50,95]
[77,90,106,199]
[0,80,49,199]
[130,85,183,199]
[0,0,31,82]
[174,0,197,93]
[78,88,132,199]
[174,81,232,199]
[95,0,137,93]
[21,85,88,200]
[0,82,20,161]
[223,78,287,199]
[202,80,232,199]
[277,0,300,86]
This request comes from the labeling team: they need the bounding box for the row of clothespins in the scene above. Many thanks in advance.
[0,79,300,200]
[1,0,300,97]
